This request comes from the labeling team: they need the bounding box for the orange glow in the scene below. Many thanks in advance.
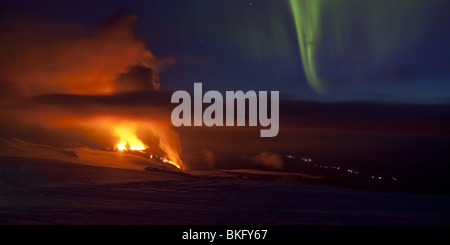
[113,125,147,152]
[52,116,184,170]
[110,120,183,170]
[116,143,126,151]
[161,158,179,169]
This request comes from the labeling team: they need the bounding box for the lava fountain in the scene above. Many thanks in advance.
[113,125,147,151]
[54,116,185,170]
[111,122,183,170]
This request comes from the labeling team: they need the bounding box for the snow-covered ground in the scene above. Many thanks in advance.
[0,140,449,224]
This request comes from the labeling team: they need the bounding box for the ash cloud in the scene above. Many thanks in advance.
[1,9,449,171]
[0,10,184,169]
[0,9,171,95]
[116,65,160,92]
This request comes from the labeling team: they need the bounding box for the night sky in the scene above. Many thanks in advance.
[2,0,449,103]
[2,1,450,227]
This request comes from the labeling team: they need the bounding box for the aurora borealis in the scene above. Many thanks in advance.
[288,0,432,93]
[2,0,448,103]
[289,0,323,92]
[0,0,450,229]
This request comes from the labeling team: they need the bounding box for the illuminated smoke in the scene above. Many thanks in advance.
[0,9,170,95]
[0,10,183,170]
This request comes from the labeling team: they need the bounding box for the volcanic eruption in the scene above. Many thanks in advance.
[0,9,184,170]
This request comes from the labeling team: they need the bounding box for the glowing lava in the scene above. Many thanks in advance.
[116,143,126,151]
[112,123,183,170]
[113,125,147,152]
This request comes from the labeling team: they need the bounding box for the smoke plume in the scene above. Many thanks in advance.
[0,9,171,95]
